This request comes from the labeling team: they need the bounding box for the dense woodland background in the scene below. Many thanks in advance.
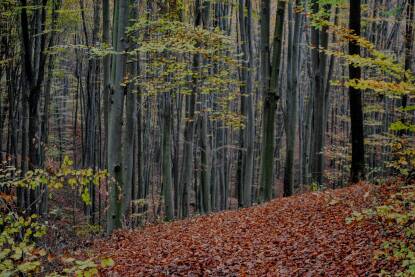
[1,0,415,275]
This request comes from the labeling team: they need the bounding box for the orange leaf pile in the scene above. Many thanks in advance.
[92,184,384,276]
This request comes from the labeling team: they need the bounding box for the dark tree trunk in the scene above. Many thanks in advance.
[259,0,285,201]
[20,0,49,213]
[401,0,414,132]
[349,0,365,183]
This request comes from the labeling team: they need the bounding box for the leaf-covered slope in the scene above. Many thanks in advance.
[95,184,382,276]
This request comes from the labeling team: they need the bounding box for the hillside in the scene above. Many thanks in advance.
[93,184,384,276]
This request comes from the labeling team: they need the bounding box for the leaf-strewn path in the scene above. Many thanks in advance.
[95,184,383,276]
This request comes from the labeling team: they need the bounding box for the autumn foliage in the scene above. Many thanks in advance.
[91,183,390,276]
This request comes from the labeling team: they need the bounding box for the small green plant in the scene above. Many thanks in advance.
[0,157,111,276]
[0,212,47,276]
[347,184,415,275]
[59,257,114,277]
[11,156,108,205]
[375,239,415,276]
[309,182,326,192]
[386,136,415,180]
[74,224,102,239]
[345,208,376,224]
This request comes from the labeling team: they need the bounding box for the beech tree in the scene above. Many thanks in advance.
[283,0,302,197]
[349,0,365,183]
[107,0,130,233]
[259,0,286,202]
[238,0,255,207]
[2,1,414,263]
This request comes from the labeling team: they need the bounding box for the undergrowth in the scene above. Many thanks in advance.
[348,181,415,276]
[0,157,113,276]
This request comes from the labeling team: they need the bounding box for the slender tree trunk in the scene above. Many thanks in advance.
[401,0,414,130]
[102,0,110,167]
[238,0,255,207]
[121,75,137,217]
[20,0,48,213]
[197,0,212,215]
[310,1,328,186]
[199,110,211,214]
[80,0,100,222]
[178,0,210,218]
[349,0,365,183]
[162,92,175,220]
[107,0,129,234]
[283,0,301,197]
[120,0,139,222]
[259,0,285,201]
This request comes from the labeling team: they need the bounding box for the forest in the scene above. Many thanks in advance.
[1,0,415,275]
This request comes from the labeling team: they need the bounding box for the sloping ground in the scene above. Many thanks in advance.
[94,184,383,276]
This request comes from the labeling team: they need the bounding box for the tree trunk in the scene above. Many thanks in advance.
[310,1,328,186]
[284,0,301,197]
[349,0,365,183]
[259,0,285,201]
[102,0,110,167]
[20,0,48,213]
[162,92,174,220]
[107,0,129,234]
[401,0,414,131]
[199,111,211,214]
[178,0,210,218]
[238,0,255,207]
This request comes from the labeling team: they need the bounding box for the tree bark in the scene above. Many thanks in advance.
[401,0,414,132]
[284,0,301,197]
[259,0,285,201]
[162,92,175,220]
[107,0,129,234]
[20,0,48,213]
[238,0,255,207]
[349,0,365,183]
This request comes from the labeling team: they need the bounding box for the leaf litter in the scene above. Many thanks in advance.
[90,183,387,276]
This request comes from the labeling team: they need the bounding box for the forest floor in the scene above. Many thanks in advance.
[82,182,403,276]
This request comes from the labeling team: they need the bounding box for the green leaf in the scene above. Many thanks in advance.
[75,259,96,270]
[10,247,22,260]
[62,257,76,264]
[0,249,11,260]
[100,258,114,268]
[16,261,40,273]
